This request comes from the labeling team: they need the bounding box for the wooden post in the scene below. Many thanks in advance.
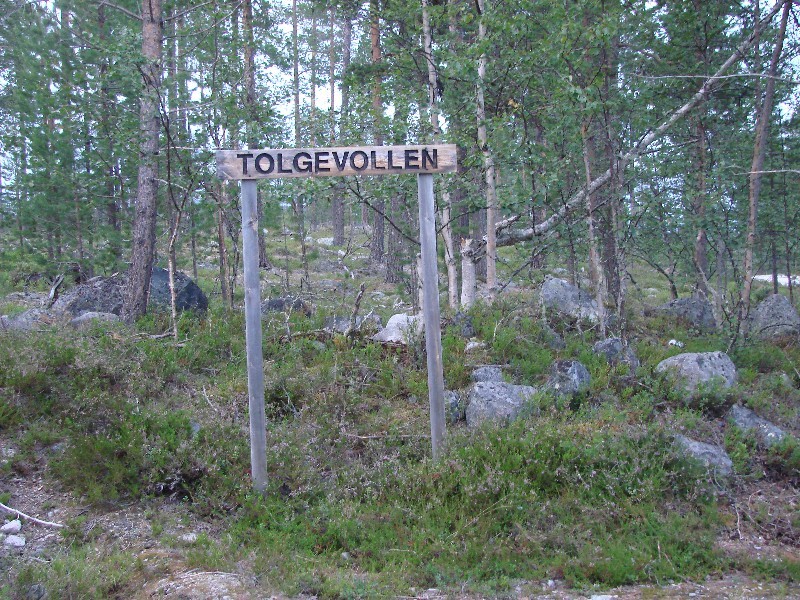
[241,179,268,493]
[218,145,457,472]
[417,173,446,459]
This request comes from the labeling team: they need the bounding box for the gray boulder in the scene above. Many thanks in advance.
[69,311,122,329]
[750,294,800,340]
[451,311,476,338]
[727,405,786,449]
[471,366,504,383]
[592,338,639,370]
[0,308,60,331]
[674,435,733,478]
[653,296,716,332]
[540,277,599,323]
[261,296,312,317]
[537,320,566,350]
[52,268,208,316]
[465,381,538,428]
[52,274,125,315]
[545,360,590,398]
[323,313,382,335]
[655,351,737,396]
[147,267,208,313]
[372,314,423,345]
[2,291,47,309]
[445,390,465,424]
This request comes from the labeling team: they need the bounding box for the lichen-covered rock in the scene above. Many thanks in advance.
[674,435,733,478]
[540,277,599,323]
[653,296,717,332]
[655,352,737,396]
[52,274,125,315]
[545,360,590,398]
[451,311,476,338]
[727,405,786,448]
[592,338,639,370]
[261,296,312,317]
[323,313,382,335]
[372,314,423,345]
[147,267,208,313]
[465,382,538,428]
[52,268,208,316]
[445,390,465,424]
[750,294,800,340]
[471,366,504,383]
[0,308,61,331]
[69,311,122,329]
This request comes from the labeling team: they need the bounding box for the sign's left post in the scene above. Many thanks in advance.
[240,178,268,493]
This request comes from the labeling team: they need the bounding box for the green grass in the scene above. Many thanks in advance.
[13,546,142,599]
[1,282,798,597]
[226,416,723,596]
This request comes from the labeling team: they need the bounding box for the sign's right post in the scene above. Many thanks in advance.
[417,173,446,459]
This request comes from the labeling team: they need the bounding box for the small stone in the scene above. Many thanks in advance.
[444,390,465,424]
[590,595,616,600]
[179,533,198,545]
[674,435,733,478]
[546,579,556,588]
[727,405,786,448]
[464,340,486,353]
[545,360,590,398]
[1,519,22,534]
[5,534,26,548]
[668,339,684,348]
[26,583,46,600]
[341,551,351,561]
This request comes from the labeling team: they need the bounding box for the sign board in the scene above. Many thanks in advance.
[217,144,457,180]
[219,143,453,493]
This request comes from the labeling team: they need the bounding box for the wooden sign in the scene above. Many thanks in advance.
[217,144,457,180]
[222,143,455,493]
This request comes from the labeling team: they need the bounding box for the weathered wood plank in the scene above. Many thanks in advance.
[417,173,446,459]
[217,144,457,180]
[241,179,268,493]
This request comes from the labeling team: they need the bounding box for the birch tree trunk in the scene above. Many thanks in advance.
[475,0,497,295]
[291,0,310,290]
[741,0,791,334]
[422,0,458,309]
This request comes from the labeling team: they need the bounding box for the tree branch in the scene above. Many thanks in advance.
[0,502,64,529]
[96,0,142,21]
[469,0,789,257]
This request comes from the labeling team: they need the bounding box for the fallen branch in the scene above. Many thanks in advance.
[46,274,65,308]
[344,283,366,339]
[0,501,64,529]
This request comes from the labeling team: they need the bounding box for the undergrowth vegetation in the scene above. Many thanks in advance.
[1,290,799,597]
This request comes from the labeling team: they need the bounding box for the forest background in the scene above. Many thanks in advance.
[0,0,798,323]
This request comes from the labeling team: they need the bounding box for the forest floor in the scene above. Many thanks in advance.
[1,229,799,598]
[2,461,797,598]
